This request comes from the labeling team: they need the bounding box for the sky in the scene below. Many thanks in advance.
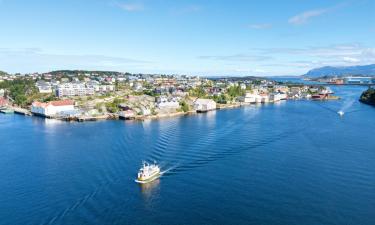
[0,0,374,76]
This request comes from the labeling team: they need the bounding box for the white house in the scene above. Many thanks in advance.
[269,92,287,102]
[35,81,53,94]
[194,98,216,112]
[259,94,270,103]
[156,96,180,109]
[31,100,75,117]
[119,110,135,120]
[243,93,257,103]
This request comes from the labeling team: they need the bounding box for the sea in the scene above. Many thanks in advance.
[0,84,374,225]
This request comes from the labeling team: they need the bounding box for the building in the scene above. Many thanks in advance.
[0,97,8,107]
[344,77,373,84]
[194,98,216,112]
[269,92,287,102]
[35,80,53,93]
[56,82,94,97]
[259,94,270,103]
[119,110,136,120]
[86,81,115,93]
[31,100,75,117]
[156,96,180,109]
[243,93,257,103]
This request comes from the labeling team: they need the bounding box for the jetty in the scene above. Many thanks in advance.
[13,107,32,116]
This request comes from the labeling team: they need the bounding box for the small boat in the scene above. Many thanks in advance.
[135,161,161,183]
[338,111,344,116]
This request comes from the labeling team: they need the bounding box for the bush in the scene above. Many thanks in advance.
[180,101,189,112]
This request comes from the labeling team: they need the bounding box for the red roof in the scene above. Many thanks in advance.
[0,97,8,106]
[50,100,74,106]
[32,100,74,108]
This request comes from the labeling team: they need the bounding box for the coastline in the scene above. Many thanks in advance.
[2,97,342,123]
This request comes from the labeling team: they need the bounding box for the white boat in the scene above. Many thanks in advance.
[135,161,161,183]
[338,110,344,116]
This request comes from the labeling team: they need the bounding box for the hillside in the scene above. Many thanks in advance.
[48,70,125,76]
[305,64,375,78]
[0,70,8,76]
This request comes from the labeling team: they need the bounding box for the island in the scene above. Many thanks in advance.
[359,88,375,106]
[0,70,339,121]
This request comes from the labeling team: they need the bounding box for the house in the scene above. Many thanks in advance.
[259,94,270,103]
[35,80,52,93]
[156,96,180,109]
[269,92,287,102]
[119,110,136,120]
[243,93,257,103]
[31,100,75,117]
[194,98,216,112]
[133,82,143,91]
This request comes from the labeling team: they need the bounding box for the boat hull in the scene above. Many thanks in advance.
[135,172,161,184]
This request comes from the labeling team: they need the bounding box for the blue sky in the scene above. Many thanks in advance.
[0,0,374,76]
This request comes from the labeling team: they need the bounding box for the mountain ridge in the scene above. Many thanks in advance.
[305,64,375,77]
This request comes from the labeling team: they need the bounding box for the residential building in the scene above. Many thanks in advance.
[156,96,180,109]
[56,82,94,97]
[269,92,287,102]
[35,80,53,93]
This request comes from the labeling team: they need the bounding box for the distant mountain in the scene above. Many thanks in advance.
[305,64,375,77]
[208,76,263,81]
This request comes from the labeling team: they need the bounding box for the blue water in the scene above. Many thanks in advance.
[1,86,374,225]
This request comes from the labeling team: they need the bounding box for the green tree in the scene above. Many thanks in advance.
[180,101,189,112]
[189,86,206,98]
[227,85,245,100]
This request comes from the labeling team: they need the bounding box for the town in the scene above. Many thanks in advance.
[0,70,337,121]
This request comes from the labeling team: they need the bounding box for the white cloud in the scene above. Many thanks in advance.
[170,5,201,15]
[199,43,375,76]
[288,2,349,25]
[234,68,267,74]
[116,2,144,12]
[198,54,272,62]
[288,8,328,25]
[342,57,360,63]
[248,23,272,29]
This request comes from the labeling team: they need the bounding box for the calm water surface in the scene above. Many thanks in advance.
[0,85,374,225]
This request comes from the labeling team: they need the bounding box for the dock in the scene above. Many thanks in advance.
[13,107,32,116]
